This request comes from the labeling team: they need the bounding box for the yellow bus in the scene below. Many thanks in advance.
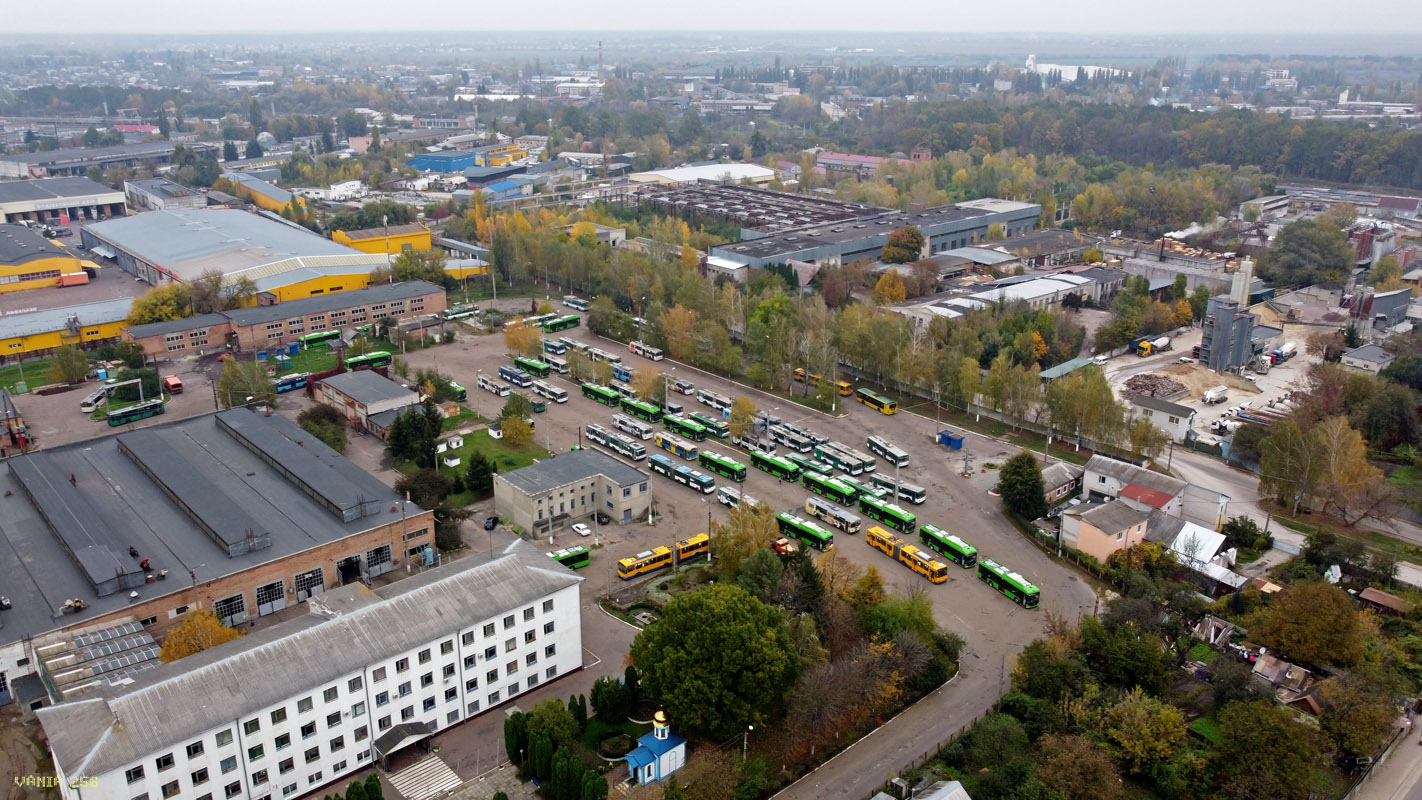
[897,544,949,584]
[617,547,673,580]
[855,388,898,415]
[675,533,710,562]
[866,525,902,556]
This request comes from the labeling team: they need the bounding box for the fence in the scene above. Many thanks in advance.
[857,712,984,800]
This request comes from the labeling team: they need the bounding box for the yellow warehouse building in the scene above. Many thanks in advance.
[0,224,92,294]
[332,223,432,255]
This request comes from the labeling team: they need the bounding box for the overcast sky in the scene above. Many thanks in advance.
[9,0,1418,35]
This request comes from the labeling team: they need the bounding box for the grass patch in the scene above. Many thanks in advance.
[1273,510,1422,567]
[0,357,56,392]
[1389,465,1422,512]
[1188,716,1222,744]
[441,406,483,431]
[580,717,652,752]
[397,428,548,507]
[1186,642,1215,663]
[279,345,340,374]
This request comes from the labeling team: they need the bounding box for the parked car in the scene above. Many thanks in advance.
[595,511,611,525]
[572,523,592,537]
[483,516,498,530]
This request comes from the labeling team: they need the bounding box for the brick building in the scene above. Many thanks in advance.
[318,370,420,437]
[494,449,650,534]
[122,280,446,359]
[0,407,435,709]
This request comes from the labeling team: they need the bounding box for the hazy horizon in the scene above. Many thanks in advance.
[9,0,1422,36]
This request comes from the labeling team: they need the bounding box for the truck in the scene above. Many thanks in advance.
[1203,386,1229,405]
[1136,336,1171,357]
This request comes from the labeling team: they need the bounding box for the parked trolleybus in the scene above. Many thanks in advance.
[802,471,860,506]
[803,496,862,534]
[834,473,888,501]
[672,463,715,494]
[918,524,978,568]
[612,413,654,440]
[548,545,591,570]
[813,442,863,475]
[676,533,709,561]
[653,431,698,460]
[866,435,910,468]
[532,380,568,404]
[346,351,392,370]
[865,526,947,584]
[562,295,590,312]
[479,375,512,397]
[858,494,917,534]
[513,357,552,378]
[977,558,1040,608]
[581,382,620,406]
[543,354,568,374]
[542,314,581,333]
[620,396,664,423]
[300,330,341,347]
[854,388,898,415]
[688,411,728,439]
[793,368,853,396]
[107,398,166,426]
[716,485,761,509]
[618,546,673,580]
[785,452,829,477]
[664,414,708,442]
[629,341,664,361]
[543,339,568,356]
[586,423,647,461]
[833,442,877,473]
[275,372,310,393]
[559,336,587,353]
[586,347,622,365]
[443,306,476,322]
[751,451,802,481]
[698,450,747,482]
[695,389,732,413]
[867,473,927,505]
[611,363,633,383]
[775,512,835,551]
[497,365,532,387]
[768,425,813,453]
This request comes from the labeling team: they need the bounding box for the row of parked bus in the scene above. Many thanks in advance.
[617,533,710,579]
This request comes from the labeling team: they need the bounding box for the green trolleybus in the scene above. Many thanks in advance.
[548,545,591,570]
[802,471,859,506]
[750,451,801,481]
[663,414,708,442]
[688,411,728,439]
[513,356,552,378]
[977,558,1040,608]
[858,494,917,534]
[918,524,978,568]
[345,351,392,369]
[698,450,746,482]
[775,512,835,551]
[581,382,620,406]
[785,452,828,477]
[300,330,341,347]
[620,396,664,423]
[107,398,165,426]
[542,314,580,333]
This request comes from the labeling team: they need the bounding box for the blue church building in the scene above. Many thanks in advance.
[623,711,687,785]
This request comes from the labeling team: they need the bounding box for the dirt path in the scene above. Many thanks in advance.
[0,708,48,800]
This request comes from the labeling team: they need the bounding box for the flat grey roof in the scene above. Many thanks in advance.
[38,539,581,778]
[0,141,179,166]
[994,228,1102,256]
[0,223,77,266]
[1345,344,1393,362]
[499,448,648,495]
[321,370,418,406]
[0,297,133,340]
[125,178,201,202]
[0,177,123,206]
[226,280,442,326]
[84,208,357,280]
[0,408,416,646]
[715,204,1002,261]
[124,312,229,339]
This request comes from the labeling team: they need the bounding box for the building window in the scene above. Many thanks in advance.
[488,691,500,704]
[543,599,554,613]
[251,769,268,786]
[401,706,415,721]
[354,726,368,742]
[327,712,341,728]
[396,657,409,673]
[270,708,287,725]
[186,742,204,759]
[301,722,316,740]
[467,700,481,715]
[443,664,455,679]
[487,669,498,683]
[423,697,436,712]
[544,621,555,634]
[462,631,475,647]
[378,716,391,731]
[348,676,363,693]
[506,661,518,675]
[398,682,411,698]
[524,631,536,644]
[274,734,290,751]
[278,758,293,775]
[352,702,365,718]
[484,646,496,660]
[528,675,539,689]
[466,677,478,691]
[546,666,558,679]
[248,744,264,761]
[444,687,458,702]
[523,607,535,622]
[503,615,515,630]
[304,748,319,764]
[220,757,236,775]
[372,667,386,683]
[441,640,454,655]
[330,736,345,753]
[464,655,476,669]
[421,673,434,688]
[161,781,180,799]
[297,697,313,714]
[126,767,145,784]
[419,648,431,664]
[282,784,297,798]
[225,782,242,799]
[323,686,338,703]
[526,653,537,666]
[545,644,556,657]
[307,774,322,787]
[483,623,495,637]
[376,691,389,707]
[156,753,175,772]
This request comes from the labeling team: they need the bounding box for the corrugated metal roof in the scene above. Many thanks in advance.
[0,297,133,340]
[498,449,648,495]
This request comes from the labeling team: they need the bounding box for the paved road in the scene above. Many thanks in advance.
[1352,732,1422,800]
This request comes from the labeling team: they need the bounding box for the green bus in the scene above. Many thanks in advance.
[688,411,729,439]
[813,442,862,475]
[519,393,547,413]
[664,414,708,442]
[919,524,978,568]
[107,398,166,426]
[513,356,552,378]
[858,494,917,534]
[802,471,860,506]
[698,450,747,482]
[750,451,801,481]
[620,396,665,423]
[785,452,829,477]
[548,545,591,570]
[855,388,898,415]
[353,323,374,335]
[300,330,341,347]
[542,314,581,333]
[834,474,887,502]
[978,558,1040,608]
[581,382,620,406]
[775,512,835,551]
[345,351,393,369]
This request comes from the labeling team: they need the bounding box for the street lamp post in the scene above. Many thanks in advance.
[742,725,753,763]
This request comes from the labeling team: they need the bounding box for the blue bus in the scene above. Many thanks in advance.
[497,365,532,388]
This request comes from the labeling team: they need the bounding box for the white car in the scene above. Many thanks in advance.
[572,523,592,537]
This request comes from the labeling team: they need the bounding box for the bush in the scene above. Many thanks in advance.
[298,404,344,428]
[112,368,159,402]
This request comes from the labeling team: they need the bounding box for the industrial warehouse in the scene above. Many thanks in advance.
[0,176,126,224]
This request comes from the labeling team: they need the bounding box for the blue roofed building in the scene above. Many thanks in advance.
[624,711,687,786]
[483,180,532,202]
[408,150,479,173]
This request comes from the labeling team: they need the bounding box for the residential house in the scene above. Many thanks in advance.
[1081,454,1229,531]
[1130,395,1197,443]
[1358,587,1414,617]
[317,371,420,438]
[1341,344,1395,375]
[1145,514,1247,595]
[1041,462,1083,505]
[1060,501,1149,564]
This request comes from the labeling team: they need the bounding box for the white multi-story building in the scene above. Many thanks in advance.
[38,541,582,800]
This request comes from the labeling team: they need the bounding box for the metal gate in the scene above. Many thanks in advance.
[294,568,325,602]
[366,545,393,579]
[337,555,362,585]
[256,580,287,617]
[214,594,248,627]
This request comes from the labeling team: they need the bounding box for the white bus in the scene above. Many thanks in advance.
[559,336,588,353]
[716,485,761,509]
[868,473,928,505]
[543,354,569,374]
[610,380,639,400]
[769,424,813,453]
[478,375,511,397]
[531,380,568,404]
[586,423,646,461]
[587,347,623,366]
[563,295,590,312]
[630,341,664,361]
[804,495,863,534]
[696,389,732,413]
[542,338,568,356]
[612,413,654,440]
[866,435,910,468]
